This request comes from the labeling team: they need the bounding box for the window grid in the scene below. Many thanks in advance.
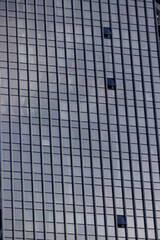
[0,0,160,239]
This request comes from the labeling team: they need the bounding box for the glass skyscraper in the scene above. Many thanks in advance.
[0,0,160,239]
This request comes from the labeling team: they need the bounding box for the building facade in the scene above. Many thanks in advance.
[0,0,160,239]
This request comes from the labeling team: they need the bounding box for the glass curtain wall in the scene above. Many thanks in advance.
[0,0,160,240]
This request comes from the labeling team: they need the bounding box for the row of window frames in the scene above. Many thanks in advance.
[1,25,110,39]
[3,208,125,229]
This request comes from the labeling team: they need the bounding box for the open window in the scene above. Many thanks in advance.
[117,215,126,228]
[104,27,112,39]
[107,78,116,90]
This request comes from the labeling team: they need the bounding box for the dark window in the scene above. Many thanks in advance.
[107,78,116,90]
[117,215,126,228]
[104,27,112,39]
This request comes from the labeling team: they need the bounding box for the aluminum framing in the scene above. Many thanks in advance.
[0,0,160,239]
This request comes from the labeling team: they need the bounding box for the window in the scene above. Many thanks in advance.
[107,78,116,90]
[117,215,126,228]
[104,27,112,39]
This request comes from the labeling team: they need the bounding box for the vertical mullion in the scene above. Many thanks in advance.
[15,1,25,239]
[34,0,47,239]
[25,0,36,238]
[53,2,67,239]
[1,2,7,240]
[89,1,109,239]
[144,1,160,175]
[153,1,160,70]
[137,1,158,238]
[61,1,78,240]
[71,0,89,238]
[135,0,158,238]
[115,0,143,239]
[72,0,89,237]
[145,0,160,172]
[98,0,119,238]
[80,1,98,239]
[6,0,15,239]
[107,1,130,238]
[125,0,149,239]
[43,0,57,239]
